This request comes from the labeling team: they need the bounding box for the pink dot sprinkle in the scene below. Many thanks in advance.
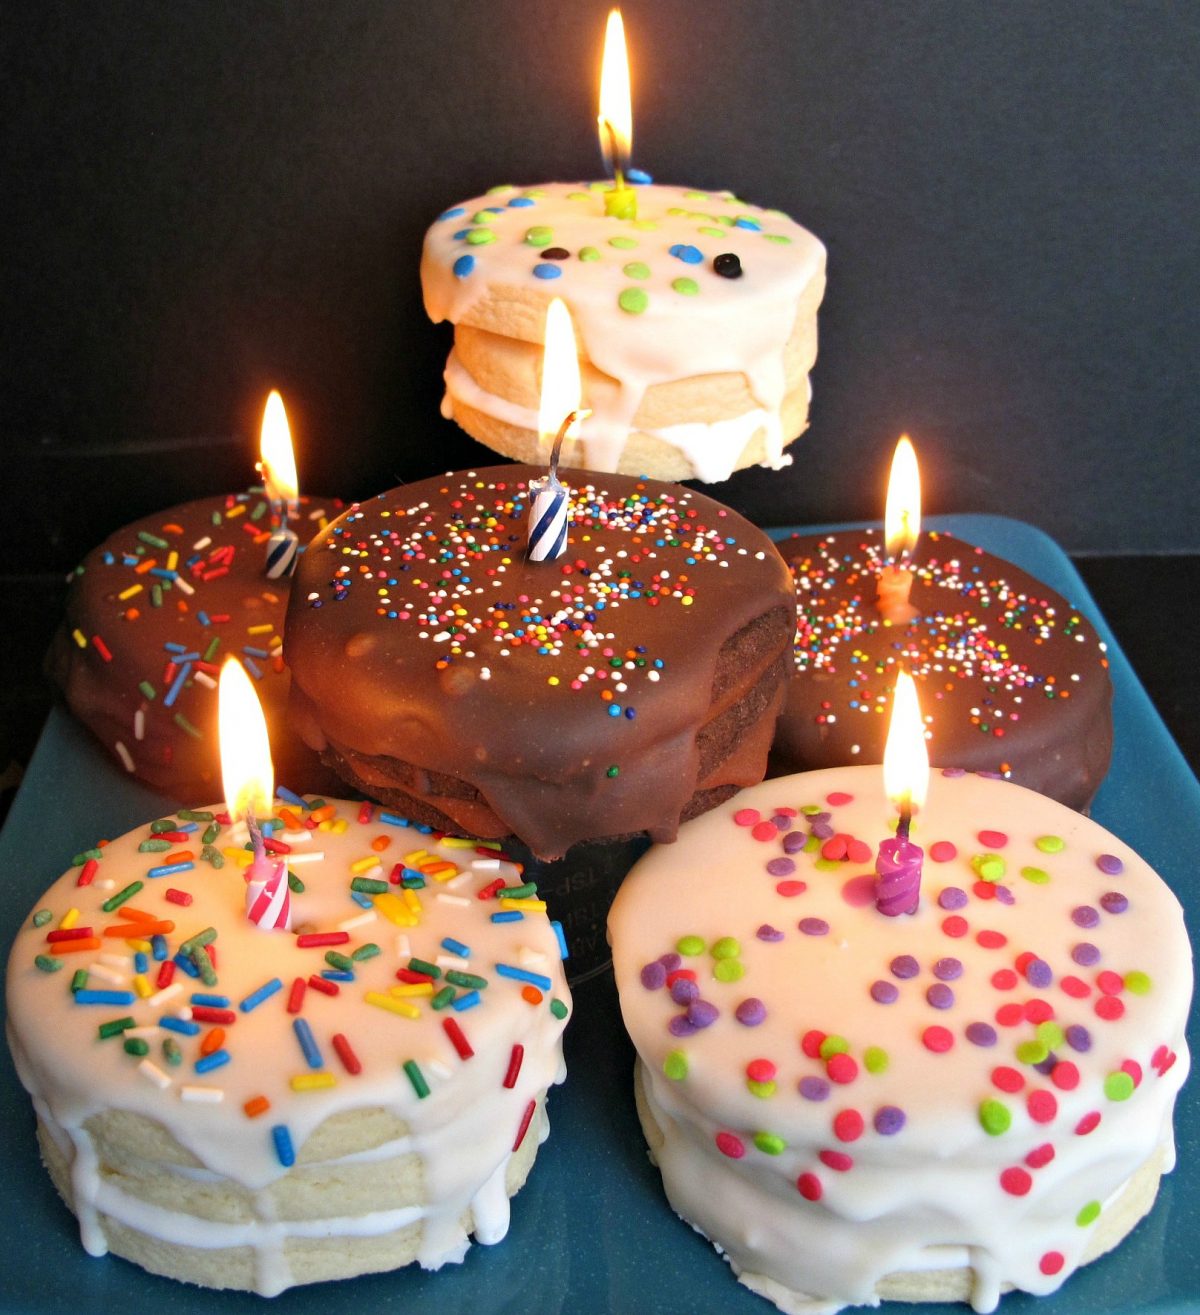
[1000,1166,1032,1196]
[796,1172,823,1200]
[752,820,779,842]
[1121,1059,1143,1087]
[833,1109,865,1142]
[976,929,1007,949]
[991,968,1019,991]
[821,835,849,861]
[826,792,853,806]
[715,1131,745,1158]
[1096,970,1125,996]
[992,1066,1025,1093]
[1060,975,1091,999]
[1095,996,1125,1022]
[819,1149,854,1172]
[801,1030,826,1058]
[1039,1251,1065,1277]
[929,840,958,862]
[845,838,872,864]
[978,830,1008,849]
[996,1003,1024,1027]
[826,1053,859,1084]
[972,881,997,901]
[746,1058,777,1083]
[1024,999,1055,1023]
[922,1026,954,1053]
[776,880,808,897]
[1075,1110,1102,1136]
[1051,1061,1081,1090]
[1015,951,1036,972]
[1025,1143,1056,1169]
[941,915,969,938]
[733,809,760,827]
[1027,1090,1058,1123]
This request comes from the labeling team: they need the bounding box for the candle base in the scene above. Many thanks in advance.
[266,527,300,579]
[604,186,637,220]
[876,565,918,625]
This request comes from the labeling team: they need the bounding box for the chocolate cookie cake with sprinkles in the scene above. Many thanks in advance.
[772,529,1114,810]
[421,182,826,482]
[6,795,571,1293]
[283,466,796,860]
[609,767,1191,1313]
[47,491,343,798]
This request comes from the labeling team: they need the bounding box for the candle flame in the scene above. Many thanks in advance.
[219,657,274,823]
[259,390,299,507]
[883,670,929,813]
[884,435,921,562]
[598,8,632,175]
[538,299,583,447]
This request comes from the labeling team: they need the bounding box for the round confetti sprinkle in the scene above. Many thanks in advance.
[978,830,1008,849]
[929,841,958,862]
[658,953,683,972]
[663,1050,688,1080]
[688,1000,719,1028]
[991,968,1018,990]
[1065,1023,1092,1052]
[976,929,1007,949]
[1027,1089,1058,1123]
[979,1098,1012,1135]
[1095,995,1125,1022]
[715,1131,745,1158]
[863,1046,890,1074]
[1039,1251,1065,1276]
[777,880,808,897]
[1025,958,1053,988]
[751,820,778,842]
[827,1053,858,1084]
[826,792,854,806]
[991,1066,1024,1094]
[1096,970,1124,996]
[540,246,570,260]
[1104,1071,1135,1101]
[452,254,475,278]
[797,1172,822,1201]
[672,277,700,296]
[922,1026,954,1053]
[933,957,963,981]
[1000,1166,1032,1196]
[465,227,496,245]
[524,226,553,246]
[1051,1060,1081,1090]
[1096,853,1124,875]
[941,915,969,938]
[766,857,796,878]
[1100,891,1129,914]
[799,1076,831,1102]
[714,959,745,983]
[532,263,562,280]
[1026,1143,1056,1169]
[1077,1200,1101,1226]
[756,924,784,942]
[623,261,651,280]
[579,245,601,262]
[1125,970,1151,994]
[746,1058,777,1083]
[1076,1110,1102,1135]
[926,983,955,1009]
[670,978,698,1005]
[713,252,743,278]
[640,962,667,990]
[801,1030,826,1058]
[1071,905,1100,928]
[799,917,830,936]
[870,980,899,1005]
[1036,835,1065,854]
[712,937,741,960]
[1071,942,1101,967]
[754,1131,787,1155]
[1020,865,1050,884]
[938,887,968,910]
[677,935,705,956]
[735,998,766,1026]
[667,1016,696,1037]
[995,1003,1024,1027]
[890,954,919,980]
[618,287,649,314]
[833,1109,864,1142]
[819,1149,854,1172]
[734,808,761,827]
[668,243,703,264]
[874,1105,906,1135]
[819,1035,850,1059]
[1121,1058,1143,1087]
[966,1022,998,1047]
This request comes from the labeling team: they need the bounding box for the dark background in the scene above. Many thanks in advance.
[4,0,1198,567]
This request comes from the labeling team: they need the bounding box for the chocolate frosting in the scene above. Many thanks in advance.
[47,490,344,798]
[771,529,1113,810]
[284,466,795,857]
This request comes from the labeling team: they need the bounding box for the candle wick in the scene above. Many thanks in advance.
[549,410,580,484]
[600,117,626,186]
[247,808,265,858]
[896,808,912,843]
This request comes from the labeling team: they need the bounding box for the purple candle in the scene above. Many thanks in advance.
[874,669,929,916]
[875,825,924,917]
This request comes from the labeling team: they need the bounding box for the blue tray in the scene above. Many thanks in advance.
[1,515,1197,1314]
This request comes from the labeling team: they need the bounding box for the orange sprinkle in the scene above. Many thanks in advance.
[201,1028,226,1056]
[278,807,304,830]
[371,836,391,852]
[55,937,103,954]
[134,558,158,575]
[103,920,175,938]
[521,985,543,1005]
[119,906,161,924]
[309,805,336,823]
[243,1095,270,1118]
[161,523,184,534]
[164,849,195,864]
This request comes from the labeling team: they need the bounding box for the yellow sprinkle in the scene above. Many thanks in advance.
[350,854,383,874]
[500,898,548,912]
[59,907,81,930]
[440,837,477,850]
[133,974,153,999]
[547,676,560,686]
[247,623,273,634]
[389,982,434,998]
[290,1072,337,1091]
[372,892,414,926]
[420,861,459,883]
[166,550,178,571]
[118,584,143,601]
[71,629,87,648]
[126,939,153,953]
[330,818,348,834]
[402,889,422,913]
[225,504,246,518]
[681,596,694,607]
[404,849,432,865]
[365,991,420,1019]
[223,847,254,868]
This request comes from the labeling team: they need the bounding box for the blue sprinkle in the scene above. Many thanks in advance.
[495,963,553,992]
[164,642,188,654]
[379,812,412,827]
[239,978,284,1012]
[322,969,355,982]
[453,253,476,279]
[551,920,570,961]
[191,992,230,1008]
[532,263,562,280]
[272,1125,296,1167]
[148,568,178,581]
[243,657,263,679]
[163,663,192,709]
[350,891,374,909]
[669,244,703,265]
[173,953,200,978]
[134,951,149,974]
[441,937,471,958]
[197,610,211,626]
[106,552,119,564]
[242,646,270,659]
[195,1049,231,1074]
[177,821,198,834]
[628,168,653,184]
[491,911,524,923]
[151,934,169,962]
[73,989,136,1006]
[508,196,535,207]
[148,861,195,878]
[438,206,466,221]
[276,786,306,807]
[160,1016,201,1036]
[293,1018,323,1069]
[607,705,622,717]
[452,227,472,240]
[733,217,762,231]
[452,990,482,1012]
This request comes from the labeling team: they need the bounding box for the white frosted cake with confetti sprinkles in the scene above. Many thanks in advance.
[421,181,825,482]
[5,794,571,1294]
[609,767,1190,1313]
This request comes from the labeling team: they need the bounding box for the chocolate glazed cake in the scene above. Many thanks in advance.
[771,529,1113,810]
[284,467,795,859]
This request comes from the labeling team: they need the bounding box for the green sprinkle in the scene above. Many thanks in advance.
[524,225,553,246]
[163,1038,182,1067]
[622,260,651,280]
[137,531,169,549]
[403,1059,430,1099]
[753,1132,786,1155]
[606,765,620,778]
[1125,971,1152,995]
[979,1098,1012,1135]
[325,951,354,972]
[485,183,515,195]
[1036,1021,1065,1049]
[431,986,456,1010]
[445,970,488,990]
[764,233,793,244]
[711,937,741,960]
[618,287,649,314]
[179,809,214,822]
[249,500,267,521]
[579,245,601,262]
[179,926,216,956]
[684,190,710,201]
[98,1016,136,1040]
[351,943,381,963]
[138,838,172,853]
[203,636,221,662]
[350,877,389,894]
[150,819,176,834]
[191,945,218,987]
[1077,1200,1102,1226]
[31,909,53,928]
[1036,835,1065,854]
[173,713,202,739]
[819,1035,850,1060]
[814,857,844,872]
[671,276,699,295]
[123,1037,150,1057]
[465,227,496,246]
[550,997,569,1020]
[664,1050,688,1081]
[72,848,103,866]
[676,935,706,956]
[971,854,1007,882]
[608,235,638,249]
[71,969,88,993]
[102,881,144,913]
[1104,1071,1135,1101]
[151,584,163,607]
[408,958,442,979]
[864,1046,890,1074]
[713,959,745,983]
[287,871,304,893]
[800,804,822,815]
[1016,1039,1049,1065]
[1020,865,1050,884]
[746,1079,776,1099]
[699,225,725,238]
[135,680,157,702]
[471,210,495,224]
[34,954,63,973]
[202,821,221,845]
[567,191,591,202]
[631,219,659,230]
[201,844,225,868]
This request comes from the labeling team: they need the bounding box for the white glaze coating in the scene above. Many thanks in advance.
[421,182,825,476]
[609,768,1191,1312]
[7,800,571,1294]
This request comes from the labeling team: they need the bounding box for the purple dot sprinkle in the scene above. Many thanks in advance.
[783,833,808,854]
[1100,892,1129,914]
[687,999,719,1028]
[772,814,794,832]
[640,962,667,990]
[667,1016,696,1038]
[1071,905,1100,929]
[756,924,785,942]
[933,957,963,981]
[1072,942,1101,967]
[766,857,796,877]
[965,1022,998,1047]
[1065,1024,1092,1053]
[977,769,1004,780]
[799,917,830,936]
[1034,1052,1058,1075]
[657,952,682,972]
[670,978,699,1005]
[938,887,968,910]
[811,821,835,840]
[809,811,831,825]
[941,767,967,777]
[735,998,767,1026]
[1025,958,1053,989]
[994,885,1016,906]
[891,954,920,980]
[799,1076,830,1102]
[926,983,955,1010]
[1096,853,1124,876]
[874,1105,907,1135]
[871,980,900,1004]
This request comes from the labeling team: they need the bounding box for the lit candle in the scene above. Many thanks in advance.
[598,9,636,220]
[218,656,292,931]
[874,670,929,917]
[528,299,586,562]
[876,434,921,624]
[258,390,301,579]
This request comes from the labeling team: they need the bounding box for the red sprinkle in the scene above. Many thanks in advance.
[1027,1090,1058,1123]
[296,932,351,948]
[1039,1251,1065,1277]
[1051,1061,1081,1091]
[733,809,761,827]
[826,1053,858,1084]
[801,1030,827,1059]
[286,977,306,1015]
[929,840,958,862]
[396,968,435,984]
[164,887,193,906]
[976,929,1007,949]
[796,1172,823,1200]
[513,1099,537,1152]
[1060,975,1091,998]
[992,1066,1025,1093]
[1000,1166,1032,1196]
[776,880,808,897]
[825,792,853,807]
[77,859,99,887]
[357,802,374,824]
[715,1131,745,1158]
[331,1033,362,1075]
[1095,996,1125,1021]
[476,877,505,900]
[1025,1143,1056,1169]
[832,1109,864,1142]
[665,969,698,987]
[1075,1111,1102,1136]
[821,835,849,861]
[1015,951,1036,973]
[92,635,113,662]
[991,968,1019,991]
[442,1017,474,1060]
[155,961,175,989]
[1121,1059,1143,1088]
[190,1006,235,1025]
[922,1026,954,1053]
[307,975,339,996]
[819,1149,854,1172]
[1096,970,1125,996]
[746,1059,777,1083]
[995,1003,1024,1027]
[973,881,997,901]
[978,829,1008,849]
[1024,999,1055,1023]
[503,1044,525,1089]
[751,821,778,842]
[845,839,872,864]
[941,915,968,938]
[46,928,94,942]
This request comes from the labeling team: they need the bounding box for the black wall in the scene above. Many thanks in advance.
[4,0,1198,572]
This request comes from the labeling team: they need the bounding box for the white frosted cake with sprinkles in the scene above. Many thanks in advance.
[609,767,1191,1313]
[421,181,826,482]
[5,794,571,1294]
